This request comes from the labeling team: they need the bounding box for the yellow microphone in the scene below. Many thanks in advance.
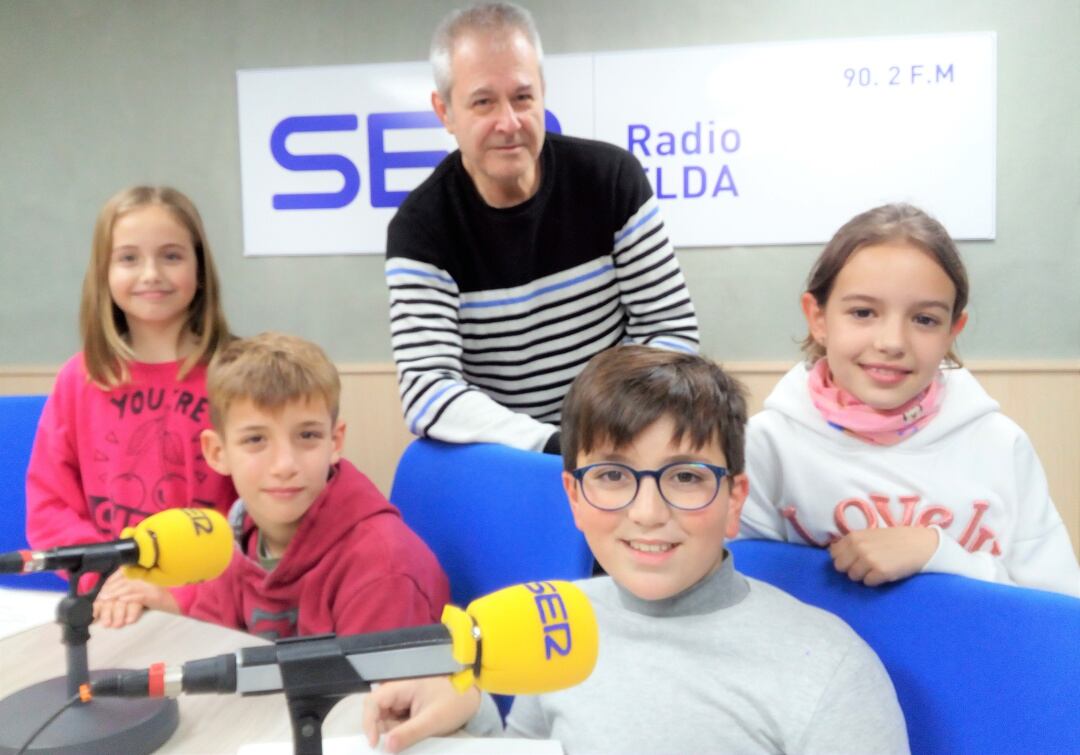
[120,508,233,587]
[444,580,598,694]
[0,508,232,587]
[89,580,598,699]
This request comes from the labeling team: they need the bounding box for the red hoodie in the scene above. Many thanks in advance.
[182,459,449,638]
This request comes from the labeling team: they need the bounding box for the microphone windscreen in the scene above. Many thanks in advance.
[465,580,598,695]
[120,508,233,587]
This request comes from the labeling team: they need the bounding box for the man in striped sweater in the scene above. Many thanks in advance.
[386,2,699,453]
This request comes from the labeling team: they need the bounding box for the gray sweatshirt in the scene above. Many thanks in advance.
[469,553,909,754]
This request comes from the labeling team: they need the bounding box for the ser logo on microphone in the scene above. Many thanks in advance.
[180,507,218,535]
[523,581,574,659]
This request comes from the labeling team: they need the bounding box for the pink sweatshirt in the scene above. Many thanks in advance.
[26,354,236,555]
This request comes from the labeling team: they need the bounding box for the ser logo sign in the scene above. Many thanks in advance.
[269,110,563,211]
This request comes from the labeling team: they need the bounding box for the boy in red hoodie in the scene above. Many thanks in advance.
[137,331,449,638]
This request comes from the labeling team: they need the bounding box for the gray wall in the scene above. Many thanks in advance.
[2,0,1077,365]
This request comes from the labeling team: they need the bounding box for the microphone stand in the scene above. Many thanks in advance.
[269,624,463,755]
[275,634,372,755]
[0,563,179,754]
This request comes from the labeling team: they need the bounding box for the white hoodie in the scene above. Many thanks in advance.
[740,362,1079,597]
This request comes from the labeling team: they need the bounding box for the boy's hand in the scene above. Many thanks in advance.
[94,595,146,628]
[828,526,939,586]
[362,676,481,753]
[92,571,180,628]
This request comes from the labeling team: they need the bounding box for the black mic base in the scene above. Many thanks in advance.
[0,669,178,754]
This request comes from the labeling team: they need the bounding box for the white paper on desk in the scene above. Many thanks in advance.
[0,588,60,640]
[238,734,562,754]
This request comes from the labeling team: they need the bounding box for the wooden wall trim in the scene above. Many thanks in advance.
[4,358,1079,381]
[3,360,1077,557]
[333,359,1080,376]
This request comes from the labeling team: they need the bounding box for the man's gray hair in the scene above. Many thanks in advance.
[430,2,544,102]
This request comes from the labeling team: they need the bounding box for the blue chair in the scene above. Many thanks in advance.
[730,539,1080,755]
[390,439,593,718]
[389,439,593,608]
[0,395,65,590]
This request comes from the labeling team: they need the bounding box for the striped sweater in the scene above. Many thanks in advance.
[386,133,700,451]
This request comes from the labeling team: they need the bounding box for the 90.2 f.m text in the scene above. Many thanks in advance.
[844,63,954,88]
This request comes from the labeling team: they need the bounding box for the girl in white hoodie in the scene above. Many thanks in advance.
[740,204,1078,596]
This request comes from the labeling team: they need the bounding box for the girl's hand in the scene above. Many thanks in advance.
[92,571,179,628]
[829,526,939,586]
[361,676,481,753]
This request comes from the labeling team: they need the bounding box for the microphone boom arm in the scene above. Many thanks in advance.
[271,625,466,755]
[238,624,462,696]
[85,580,597,755]
[91,623,471,755]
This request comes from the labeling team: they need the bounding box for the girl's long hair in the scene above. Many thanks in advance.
[80,186,231,387]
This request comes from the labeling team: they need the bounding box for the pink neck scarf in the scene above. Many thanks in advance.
[806,359,943,446]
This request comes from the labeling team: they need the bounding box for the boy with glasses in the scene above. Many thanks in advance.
[363,345,908,753]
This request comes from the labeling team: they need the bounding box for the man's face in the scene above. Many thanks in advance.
[432,28,546,207]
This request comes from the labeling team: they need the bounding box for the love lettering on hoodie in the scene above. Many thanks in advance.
[782,495,1002,555]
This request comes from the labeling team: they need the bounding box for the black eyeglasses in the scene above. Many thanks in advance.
[570,462,729,511]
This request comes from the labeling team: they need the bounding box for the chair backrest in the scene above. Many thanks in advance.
[729,539,1080,755]
[0,395,65,590]
[389,439,593,607]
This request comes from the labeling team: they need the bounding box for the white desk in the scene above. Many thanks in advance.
[0,591,365,753]
[0,591,561,754]
[0,586,58,639]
